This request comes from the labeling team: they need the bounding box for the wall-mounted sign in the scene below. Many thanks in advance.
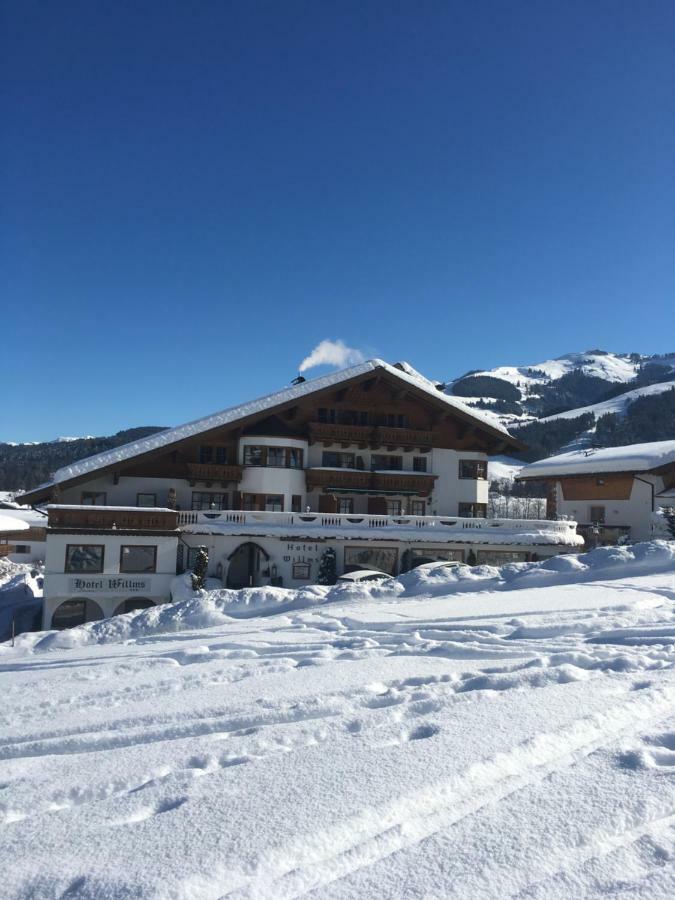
[68,577,152,594]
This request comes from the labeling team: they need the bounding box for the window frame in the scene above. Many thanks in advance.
[458,502,488,518]
[65,544,105,574]
[80,491,107,506]
[458,460,488,480]
[337,497,354,514]
[119,544,158,574]
[137,492,157,508]
[191,491,228,511]
[590,505,606,524]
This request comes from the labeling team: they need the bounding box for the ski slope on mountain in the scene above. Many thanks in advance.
[540,381,675,424]
[1,545,675,898]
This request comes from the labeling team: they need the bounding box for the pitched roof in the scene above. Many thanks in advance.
[19,359,521,502]
[518,440,675,480]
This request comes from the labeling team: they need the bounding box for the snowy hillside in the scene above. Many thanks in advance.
[1,543,675,897]
[445,349,675,460]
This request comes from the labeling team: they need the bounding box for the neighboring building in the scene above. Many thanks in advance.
[0,507,47,563]
[517,440,675,546]
[17,360,583,629]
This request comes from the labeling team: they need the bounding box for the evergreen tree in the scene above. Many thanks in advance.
[191,547,209,590]
[466,549,478,566]
[664,509,675,540]
[317,547,337,585]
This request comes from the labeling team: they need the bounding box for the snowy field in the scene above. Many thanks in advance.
[2,546,675,898]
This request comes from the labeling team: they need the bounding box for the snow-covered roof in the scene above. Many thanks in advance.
[518,440,675,479]
[27,360,517,494]
[0,514,30,533]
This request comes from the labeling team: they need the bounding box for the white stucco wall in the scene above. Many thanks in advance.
[555,474,661,542]
[429,449,489,515]
[43,531,178,628]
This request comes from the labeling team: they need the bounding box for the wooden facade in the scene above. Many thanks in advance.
[19,366,520,507]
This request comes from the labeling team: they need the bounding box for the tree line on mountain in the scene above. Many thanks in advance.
[511,388,675,461]
[0,427,166,492]
[452,361,675,421]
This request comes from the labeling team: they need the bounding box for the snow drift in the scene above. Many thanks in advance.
[6,541,675,655]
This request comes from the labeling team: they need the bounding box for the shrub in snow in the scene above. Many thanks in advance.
[191,548,209,590]
[317,547,337,585]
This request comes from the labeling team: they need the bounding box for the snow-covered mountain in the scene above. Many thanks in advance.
[444,350,675,460]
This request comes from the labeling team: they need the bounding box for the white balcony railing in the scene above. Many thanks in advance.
[177,509,579,536]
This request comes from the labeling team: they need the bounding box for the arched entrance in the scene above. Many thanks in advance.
[113,597,156,617]
[227,542,270,589]
[51,598,104,630]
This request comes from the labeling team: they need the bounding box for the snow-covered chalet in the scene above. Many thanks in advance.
[518,440,675,546]
[17,360,582,629]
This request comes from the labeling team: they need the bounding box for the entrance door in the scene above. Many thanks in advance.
[227,542,265,588]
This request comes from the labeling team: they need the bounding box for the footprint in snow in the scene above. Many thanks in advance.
[406,723,440,742]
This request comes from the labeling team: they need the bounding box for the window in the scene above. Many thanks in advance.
[291,495,302,512]
[476,550,529,565]
[244,445,264,466]
[371,455,402,471]
[14,545,30,554]
[52,600,87,629]
[318,407,338,423]
[243,445,303,468]
[120,545,157,573]
[459,460,488,480]
[458,503,488,518]
[590,506,606,523]
[322,451,355,468]
[337,498,354,514]
[413,457,427,472]
[410,500,426,516]
[292,562,311,580]
[267,447,286,467]
[386,500,402,515]
[265,495,284,512]
[199,446,213,464]
[287,448,303,469]
[191,492,227,510]
[137,493,156,508]
[344,546,398,575]
[81,491,106,506]
[65,544,104,573]
[215,446,228,464]
[187,546,208,570]
[242,494,259,510]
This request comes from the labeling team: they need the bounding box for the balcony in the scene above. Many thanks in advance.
[309,422,437,449]
[305,468,373,491]
[375,427,436,448]
[48,505,179,532]
[372,472,437,494]
[308,422,373,446]
[186,462,243,485]
[305,468,437,496]
[176,508,583,546]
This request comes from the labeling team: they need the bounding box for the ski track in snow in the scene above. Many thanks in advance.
[1,572,675,897]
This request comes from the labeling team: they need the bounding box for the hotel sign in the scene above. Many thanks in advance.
[68,577,152,593]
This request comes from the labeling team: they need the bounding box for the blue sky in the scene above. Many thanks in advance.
[2,1,674,442]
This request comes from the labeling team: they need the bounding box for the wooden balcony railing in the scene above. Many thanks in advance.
[305,468,373,491]
[308,422,374,446]
[186,463,243,484]
[48,506,178,531]
[372,473,437,495]
[309,422,437,448]
[305,469,437,495]
[375,427,436,448]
